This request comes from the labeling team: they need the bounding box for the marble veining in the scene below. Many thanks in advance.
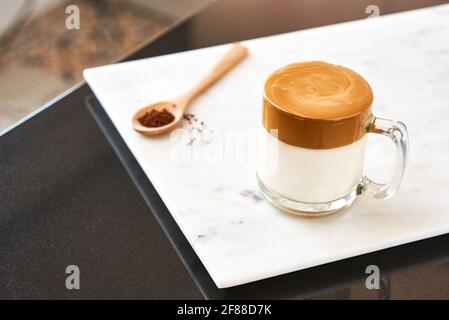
[84,5,449,288]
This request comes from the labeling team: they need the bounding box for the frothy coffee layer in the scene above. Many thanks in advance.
[262,61,374,149]
[264,61,373,120]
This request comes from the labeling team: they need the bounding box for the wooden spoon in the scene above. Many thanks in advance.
[132,42,248,136]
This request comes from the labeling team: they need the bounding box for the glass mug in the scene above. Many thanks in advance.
[257,61,408,216]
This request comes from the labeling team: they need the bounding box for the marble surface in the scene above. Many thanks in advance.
[84,5,449,288]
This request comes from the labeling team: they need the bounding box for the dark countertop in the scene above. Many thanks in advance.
[1,0,449,299]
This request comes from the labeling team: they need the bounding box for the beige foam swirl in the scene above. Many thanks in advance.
[264,61,373,120]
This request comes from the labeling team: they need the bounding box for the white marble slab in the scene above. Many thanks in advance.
[84,5,449,288]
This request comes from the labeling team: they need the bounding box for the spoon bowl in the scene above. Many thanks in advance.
[132,101,184,136]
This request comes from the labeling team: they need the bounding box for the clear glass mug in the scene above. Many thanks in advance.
[257,62,409,216]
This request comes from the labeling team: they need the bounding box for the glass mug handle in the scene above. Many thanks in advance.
[360,117,409,200]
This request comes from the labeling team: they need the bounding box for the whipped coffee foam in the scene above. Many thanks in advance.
[264,61,373,120]
[262,61,374,149]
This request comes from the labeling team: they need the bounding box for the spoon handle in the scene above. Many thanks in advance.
[176,42,248,108]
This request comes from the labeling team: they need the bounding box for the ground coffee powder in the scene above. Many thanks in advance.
[138,108,175,127]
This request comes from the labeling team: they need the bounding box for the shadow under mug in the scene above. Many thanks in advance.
[257,62,409,217]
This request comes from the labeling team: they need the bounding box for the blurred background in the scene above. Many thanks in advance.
[0,0,447,131]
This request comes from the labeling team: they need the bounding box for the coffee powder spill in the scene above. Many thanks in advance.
[138,108,175,128]
[183,113,195,122]
[186,137,196,146]
[181,113,213,146]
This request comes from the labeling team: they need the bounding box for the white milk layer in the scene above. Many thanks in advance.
[257,127,366,203]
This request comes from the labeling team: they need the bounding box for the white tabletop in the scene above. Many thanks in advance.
[84,4,449,288]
